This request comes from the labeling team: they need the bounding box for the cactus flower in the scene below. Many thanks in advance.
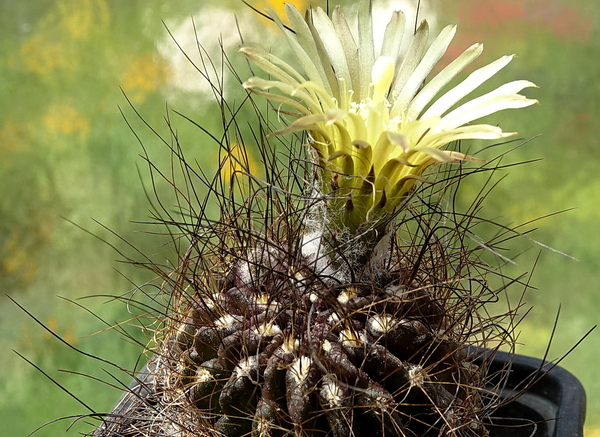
[242,1,537,237]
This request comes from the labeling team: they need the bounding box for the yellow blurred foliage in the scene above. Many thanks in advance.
[254,0,313,15]
[586,427,600,437]
[0,122,27,165]
[43,318,59,340]
[1,221,55,283]
[44,103,91,141]
[41,317,78,346]
[120,53,171,103]
[253,0,316,23]
[2,231,38,283]
[56,0,110,40]
[220,145,261,182]
[20,0,110,75]
[21,34,71,76]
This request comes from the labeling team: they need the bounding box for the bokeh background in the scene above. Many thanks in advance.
[1,0,598,435]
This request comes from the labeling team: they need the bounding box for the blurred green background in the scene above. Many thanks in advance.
[1,0,598,435]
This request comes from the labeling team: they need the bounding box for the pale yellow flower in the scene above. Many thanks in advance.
[242,1,537,235]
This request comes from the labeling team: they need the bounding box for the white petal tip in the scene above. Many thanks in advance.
[523,98,539,107]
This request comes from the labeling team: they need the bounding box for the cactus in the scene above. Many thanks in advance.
[92,2,538,437]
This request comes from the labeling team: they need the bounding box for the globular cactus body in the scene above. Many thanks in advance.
[95,222,494,437]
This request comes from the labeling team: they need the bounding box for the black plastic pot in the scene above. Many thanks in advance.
[478,349,586,437]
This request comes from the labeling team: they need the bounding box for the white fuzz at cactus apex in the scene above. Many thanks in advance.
[242,0,537,232]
